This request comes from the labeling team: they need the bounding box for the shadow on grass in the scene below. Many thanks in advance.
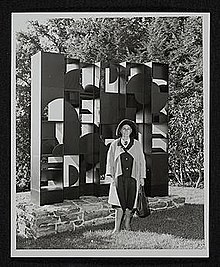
[16,204,204,249]
[83,204,204,240]
[132,204,204,240]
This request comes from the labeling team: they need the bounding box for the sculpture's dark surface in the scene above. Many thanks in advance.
[31,52,168,206]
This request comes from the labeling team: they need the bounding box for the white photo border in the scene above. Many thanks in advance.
[11,12,210,258]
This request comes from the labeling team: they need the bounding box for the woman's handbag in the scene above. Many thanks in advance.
[136,186,151,218]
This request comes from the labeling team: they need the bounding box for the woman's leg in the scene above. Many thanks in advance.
[124,178,137,230]
[124,208,132,230]
[112,207,124,234]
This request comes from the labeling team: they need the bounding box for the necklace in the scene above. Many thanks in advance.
[121,138,130,147]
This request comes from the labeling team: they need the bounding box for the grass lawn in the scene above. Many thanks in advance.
[169,186,204,205]
[17,204,205,250]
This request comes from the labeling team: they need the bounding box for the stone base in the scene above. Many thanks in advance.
[16,192,185,239]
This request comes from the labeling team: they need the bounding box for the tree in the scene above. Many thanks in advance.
[144,16,203,187]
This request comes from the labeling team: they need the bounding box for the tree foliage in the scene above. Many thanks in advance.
[15,16,204,191]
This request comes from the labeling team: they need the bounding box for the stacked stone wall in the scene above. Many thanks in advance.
[16,192,185,239]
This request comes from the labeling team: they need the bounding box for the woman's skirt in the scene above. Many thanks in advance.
[111,175,137,211]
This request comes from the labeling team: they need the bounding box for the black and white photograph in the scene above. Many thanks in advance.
[11,12,210,258]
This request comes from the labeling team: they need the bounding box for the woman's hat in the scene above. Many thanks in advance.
[116,119,138,139]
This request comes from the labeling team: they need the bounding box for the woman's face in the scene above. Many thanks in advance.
[121,124,132,139]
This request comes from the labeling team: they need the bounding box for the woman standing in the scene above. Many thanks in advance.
[105,119,146,233]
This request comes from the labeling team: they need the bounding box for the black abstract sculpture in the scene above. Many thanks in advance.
[31,52,168,206]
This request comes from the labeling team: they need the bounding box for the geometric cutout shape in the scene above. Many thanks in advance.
[128,64,152,106]
[105,67,118,93]
[69,165,79,187]
[48,98,64,121]
[55,123,64,144]
[75,107,80,117]
[136,110,144,123]
[64,69,81,91]
[64,101,80,155]
[67,91,80,108]
[86,168,94,184]
[79,133,100,172]
[81,99,93,123]
[52,144,64,156]
[42,86,64,115]
[129,65,143,77]
[151,83,167,114]
[64,155,79,187]
[84,154,99,170]
[94,99,100,126]
[109,65,118,83]
[52,144,64,157]
[41,161,63,187]
[127,72,151,105]
[160,106,167,115]
[41,168,63,189]
[82,64,100,89]
[114,64,127,94]
[152,79,167,86]
[48,157,63,163]
[82,99,93,112]
[80,133,100,156]
[81,109,92,114]
[152,138,167,152]
[144,62,152,68]
[42,139,57,155]
[81,114,93,123]
[81,124,93,136]
[152,63,168,80]
[126,93,140,109]
[94,62,101,68]
[86,163,100,184]
[127,73,144,100]
[119,62,127,68]
[66,61,80,73]
[152,124,167,138]
[84,84,100,97]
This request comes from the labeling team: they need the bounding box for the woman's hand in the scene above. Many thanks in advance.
[140,178,145,187]
[106,174,116,186]
[111,179,116,186]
